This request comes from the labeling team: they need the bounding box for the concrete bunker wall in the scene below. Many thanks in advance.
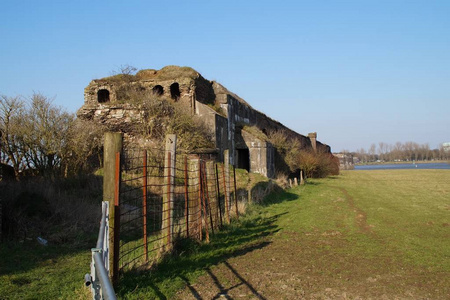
[78,66,330,179]
[241,130,275,178]
[225,95,312,148]
[83,79,197,107]
[195,101,229,162]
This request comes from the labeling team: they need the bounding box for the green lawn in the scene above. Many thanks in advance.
[270,170,450,271]
[0,242,91,299]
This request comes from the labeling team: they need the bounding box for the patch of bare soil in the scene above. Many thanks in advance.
[175,188,449,299]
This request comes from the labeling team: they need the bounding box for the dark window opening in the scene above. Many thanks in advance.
[236,148,250,172]
[170,82,180,100]
[152,85,164,96]
[97,89,110,103]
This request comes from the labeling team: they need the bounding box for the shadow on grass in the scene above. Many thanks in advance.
[116,210,282,298]
[0,237,95,277]
[0,174,102,277]
[0,240,94,300]
[260,189,300,206]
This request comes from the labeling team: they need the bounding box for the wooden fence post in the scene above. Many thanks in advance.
[163,134,176,251]
[103,132,123,284]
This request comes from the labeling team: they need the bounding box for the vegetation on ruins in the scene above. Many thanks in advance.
[267,129,339,178]
[98,65,199,84]
[113,86,215,151]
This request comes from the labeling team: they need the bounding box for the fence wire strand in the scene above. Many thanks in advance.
[116,147,238,273]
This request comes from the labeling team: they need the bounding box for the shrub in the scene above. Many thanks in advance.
[267,129,301,174]
[121,91,215,151]
[295,150,340,178]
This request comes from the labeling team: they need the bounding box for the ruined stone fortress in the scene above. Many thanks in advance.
[77,66,330,178]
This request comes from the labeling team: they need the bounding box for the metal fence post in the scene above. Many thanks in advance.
[143,150,148,262]
[200,161,210,242]
[233,166,239,220]
[221,164,230,224]
[197,159,203,241]
[205,161,216,234]
[215,163,223,228]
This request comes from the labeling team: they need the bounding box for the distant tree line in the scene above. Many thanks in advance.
[353,141,450,163]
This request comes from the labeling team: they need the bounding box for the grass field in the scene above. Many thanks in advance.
[174,169,450,299]
[1,169,449,299]
[0,242,91,299]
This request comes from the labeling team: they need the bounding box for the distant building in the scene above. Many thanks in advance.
[443,142,450,152]
[334,153,355,170]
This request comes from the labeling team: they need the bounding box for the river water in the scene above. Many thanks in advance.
[354,162,450,170]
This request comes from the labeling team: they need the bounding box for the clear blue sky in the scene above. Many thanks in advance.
[1,0,449,152]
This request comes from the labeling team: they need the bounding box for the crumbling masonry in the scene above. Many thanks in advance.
[77,66,330,178]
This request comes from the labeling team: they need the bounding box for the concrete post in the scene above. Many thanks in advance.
[188,157,200,239]
[103,132,123,283]
[163,134,176,250]
[206,161,218,229]
[308,132,317,153]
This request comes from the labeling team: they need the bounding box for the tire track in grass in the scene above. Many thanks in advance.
[338,187,375,236]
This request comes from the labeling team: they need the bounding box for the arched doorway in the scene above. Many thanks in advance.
[97,89,110,103]
[170,82,180,100]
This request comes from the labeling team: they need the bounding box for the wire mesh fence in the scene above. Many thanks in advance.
[113,137,239,276]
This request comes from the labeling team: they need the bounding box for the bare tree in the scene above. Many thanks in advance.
[378,142,387,161]
[368,144,377,162]
[0,95,31,176]
[357,148,367,163]
[1,93,75,177]
[63,119,106,176]
[21,94,74,175]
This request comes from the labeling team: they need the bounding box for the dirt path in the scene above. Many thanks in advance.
[175,187,449,300]
[339,187,374,235]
